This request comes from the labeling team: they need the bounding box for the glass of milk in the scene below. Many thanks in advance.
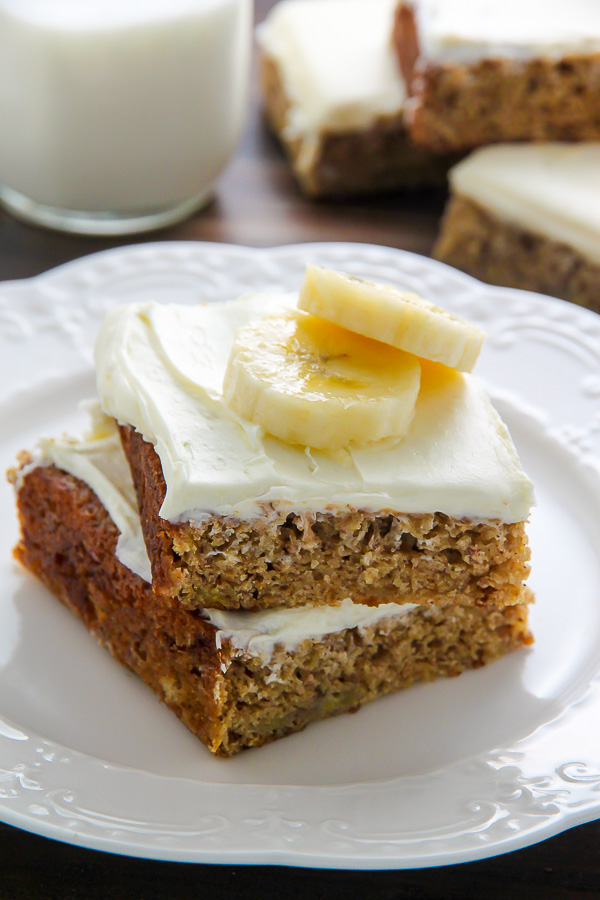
[0,0,252,235]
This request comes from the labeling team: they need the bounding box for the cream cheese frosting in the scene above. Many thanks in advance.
[34,405,152,582]
[413,0,600,65]
[449,144,600,267]
[30,411,419,659]
[94,294,533,524]
[256,0,404,137]
[209,598,418,660]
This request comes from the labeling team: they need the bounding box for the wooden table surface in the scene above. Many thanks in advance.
[1,2,599,896]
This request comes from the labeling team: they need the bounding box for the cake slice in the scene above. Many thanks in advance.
[394,0,600,152]
[257,0,451,197]
[94,282,534,613]
[434,143,600,313]
[9,420,533,757]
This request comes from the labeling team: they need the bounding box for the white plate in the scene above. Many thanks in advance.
[1,241,600,868]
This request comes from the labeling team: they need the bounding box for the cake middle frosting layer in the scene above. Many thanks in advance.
[94,294,533,525]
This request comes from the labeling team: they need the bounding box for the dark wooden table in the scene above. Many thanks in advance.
[1,1,599,896]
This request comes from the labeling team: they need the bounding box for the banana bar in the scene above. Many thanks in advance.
[256,0,451,197]
[434,144,600,314]
[10,434,533,757]
[94,292,534,613]
[395,0,600,153]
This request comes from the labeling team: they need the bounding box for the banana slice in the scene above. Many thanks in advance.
[223,310,421,449]
[298,265,485,372]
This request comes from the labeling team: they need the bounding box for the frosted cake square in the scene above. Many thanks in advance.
[257,0,451,197]
[434,144,600,314]
[394,0,600,152]
[94,275,533,613]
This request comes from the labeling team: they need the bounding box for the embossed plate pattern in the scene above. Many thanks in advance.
[1,242,599,867]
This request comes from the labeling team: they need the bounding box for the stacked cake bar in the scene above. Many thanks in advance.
[394,0,600,152]
[257,0,452,196]
[11,268,534,755]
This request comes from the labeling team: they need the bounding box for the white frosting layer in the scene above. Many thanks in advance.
[33,412,419,659]
[449,144,600,267]
[210,598,418,659]
[36,404,152,582]
[94,295,533,524]
[414,0,600,64]
[257,0,404,136]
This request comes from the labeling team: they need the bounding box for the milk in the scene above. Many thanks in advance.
[0,0,251,232]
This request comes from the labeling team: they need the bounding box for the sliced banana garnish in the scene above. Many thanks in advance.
[223,310,421,449]
[298,264,485,372]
